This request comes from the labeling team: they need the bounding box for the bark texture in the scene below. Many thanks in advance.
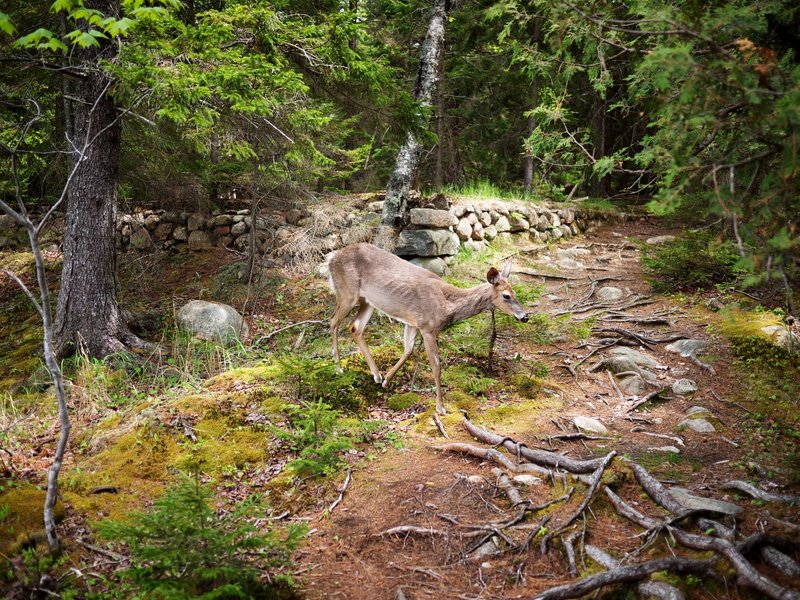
[380,0,448,234]
[54,0,142,358]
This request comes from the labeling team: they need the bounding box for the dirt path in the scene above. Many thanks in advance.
[294,220,799,599]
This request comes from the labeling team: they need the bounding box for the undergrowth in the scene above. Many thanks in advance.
[98,478,305,599]
[641,232,745,292]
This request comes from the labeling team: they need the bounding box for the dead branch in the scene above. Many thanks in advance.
[379,525,447,537]
[462,418,608,474]
[625,389,669,413]
[720,480,800,504]
[626,460,686,514]
[255,319,326,345]
[327,468,353,513]
[435,442,553,478]
[563,531,581,577]
[585,544,619,568]
[531,555,716,600]
[540,451,617,552]
[605,488,800,600]
[433,413,449,438]
[631,428,685,447]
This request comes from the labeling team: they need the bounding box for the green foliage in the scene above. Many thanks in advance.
[274,355,366,413]
[442,364,496,396]
[98,479,305,599]
[271,400,355,477]
[641,233,745,292]
[386,392,421,411]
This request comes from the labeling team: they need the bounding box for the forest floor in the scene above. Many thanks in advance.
[1,203,799,599]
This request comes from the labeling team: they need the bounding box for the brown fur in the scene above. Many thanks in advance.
[328,243,528,413]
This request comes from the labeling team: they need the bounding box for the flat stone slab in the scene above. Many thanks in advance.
[672,379,698,395]
[394,229,460,257]
[512,474,543,486]
[680,417,716,433]
[646,235,677,245]
[666,339,707,358]
[597,286,624,301]
[649,446,681,454]
[668,486,742,517]
[609,347,662,369]
[409,208,458,228]
[573,416,609,435]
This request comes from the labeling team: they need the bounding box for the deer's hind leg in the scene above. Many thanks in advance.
[382,324,418,388]
[330,292,358,366]
[351,300,383,384]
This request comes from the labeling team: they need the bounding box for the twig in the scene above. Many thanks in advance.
[327,469,353,513]
[540,451,617,553]
[255,319,325,344]
[433,413,449,438]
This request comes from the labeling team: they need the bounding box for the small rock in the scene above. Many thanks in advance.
[672,379,698,395]
[456,218,472,241]
[686,406,711,416]
[573,416,609,435]
[512,474,542,486]
[410,256,448,277]
[618,374,648,395]
[645,235,677,245]
[760,325,799,353]
[187,230,213,249]
[556,257,584,270]
[706,297,725,311]
[494,215,511,232]
[546,294,563,302]
[609,347,662,369]
[665,339,708,358]
[596,286,623,301]
[668,486,742,517]
[176,300,249,346]
[680,417,716,433]
[409,208,458,228]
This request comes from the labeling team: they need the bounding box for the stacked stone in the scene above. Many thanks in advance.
[115,209,271,252]
[451,201,587,253]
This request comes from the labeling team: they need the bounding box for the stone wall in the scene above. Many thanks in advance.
[3,198,609,263]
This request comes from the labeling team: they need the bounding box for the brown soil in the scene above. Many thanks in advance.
[291,217,800,599]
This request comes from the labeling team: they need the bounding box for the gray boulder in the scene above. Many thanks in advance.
[761,325,799,353]
[394,229,460,256]
[409,208,457,228]
[177,300,249,346]
[410,256,448,277]
[666,339,708,358]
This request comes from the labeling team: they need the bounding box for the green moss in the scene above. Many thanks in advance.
[205,363,283,391]
[509,374,543,399]
[482,397,563,430]
[0,484,65,555]
[716,306,782,339]
[442,364,495,396]
[387,392,421,411]
[447,390,480,412]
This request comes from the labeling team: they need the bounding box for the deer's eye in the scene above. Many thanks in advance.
[502,293,512,300]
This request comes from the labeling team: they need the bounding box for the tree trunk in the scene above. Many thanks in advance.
[54,0,143,358]
[380,0,448,235]
[434,39,446,190]
[523,19,541,196]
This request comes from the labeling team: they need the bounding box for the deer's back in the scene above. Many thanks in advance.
[329,243,449,329]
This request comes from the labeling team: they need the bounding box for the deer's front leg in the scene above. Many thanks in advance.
[421,331,444,414]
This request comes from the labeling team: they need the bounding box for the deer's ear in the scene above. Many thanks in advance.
[487,267,500,285]
[500,260,513,279]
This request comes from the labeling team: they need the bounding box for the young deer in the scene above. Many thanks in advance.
[327,243,528,414]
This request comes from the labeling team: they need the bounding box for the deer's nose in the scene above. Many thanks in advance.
[518,314,529,323]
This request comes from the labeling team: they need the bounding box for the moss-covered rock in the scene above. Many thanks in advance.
[387,392,421,411]
[0,484,65,555]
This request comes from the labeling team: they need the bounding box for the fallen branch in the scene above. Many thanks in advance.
[462,418,607,474]
[540,451,617,553]
[531,555,716,600]
[327,468,353,513]
[436,442,553,477]
[255,319,325,344]
[720,480,800,504]
[563,531,582,577]
[379,525,447,537]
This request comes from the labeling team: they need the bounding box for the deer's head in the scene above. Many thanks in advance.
[487,261,528,323]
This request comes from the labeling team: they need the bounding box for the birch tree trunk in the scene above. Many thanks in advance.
[378,0,448,244]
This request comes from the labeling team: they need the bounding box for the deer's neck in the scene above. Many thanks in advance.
[444,283,494,327]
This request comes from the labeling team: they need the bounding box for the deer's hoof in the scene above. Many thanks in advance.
[381,379,391,389]
[335,366,344,375]
[436,404,446,415]
[373,373,384,384]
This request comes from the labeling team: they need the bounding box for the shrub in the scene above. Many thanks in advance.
[98,480,305,599]
[641,233,744,292]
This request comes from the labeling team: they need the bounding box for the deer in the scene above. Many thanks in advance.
[327,242,529,414]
